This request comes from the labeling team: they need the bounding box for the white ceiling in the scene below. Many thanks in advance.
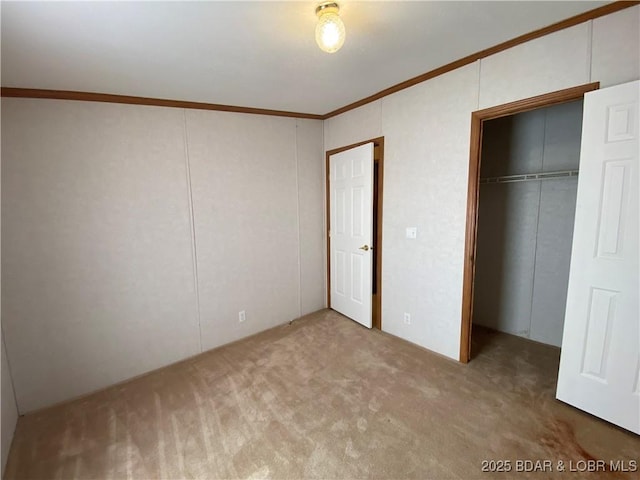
[1,1,608,115]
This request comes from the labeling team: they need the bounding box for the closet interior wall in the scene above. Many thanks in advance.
[473,100,583,347]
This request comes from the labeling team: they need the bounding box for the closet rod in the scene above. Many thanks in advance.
[480,169,579,185]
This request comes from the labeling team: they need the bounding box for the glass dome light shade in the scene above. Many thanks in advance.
[315,4,345,53]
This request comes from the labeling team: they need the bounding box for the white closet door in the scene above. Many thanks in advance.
[329,143,374,328]
[556,80,639,434]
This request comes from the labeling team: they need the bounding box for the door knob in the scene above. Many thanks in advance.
[359,245,371,251]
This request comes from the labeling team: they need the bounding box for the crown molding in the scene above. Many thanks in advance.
[2,1,637,121]
[0,88,324,120]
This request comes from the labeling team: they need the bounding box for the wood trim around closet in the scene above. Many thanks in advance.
[459,82,600,364]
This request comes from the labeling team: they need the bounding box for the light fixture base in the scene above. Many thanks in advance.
[316,2,340,18]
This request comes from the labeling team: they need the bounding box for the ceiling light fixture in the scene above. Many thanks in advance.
[315,2,346,53]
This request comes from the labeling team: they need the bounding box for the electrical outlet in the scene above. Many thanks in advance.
[239,310,246,323]
[404,312,411,325]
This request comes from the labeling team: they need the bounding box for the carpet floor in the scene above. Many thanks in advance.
[4,309,639,479]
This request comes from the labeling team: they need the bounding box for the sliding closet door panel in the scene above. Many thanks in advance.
[473,182,540,336]
[529,178,579,346]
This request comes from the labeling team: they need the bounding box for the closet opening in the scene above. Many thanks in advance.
[460,83,599,363]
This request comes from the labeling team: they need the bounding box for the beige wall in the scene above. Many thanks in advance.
[0,154,18,476]
[186,111,296,350]
[1,100,324,412]
[591,6,640,88]
[2,143,19,473]
[296,119,326,314]
[323,6,640,360]
[1,332,18,474]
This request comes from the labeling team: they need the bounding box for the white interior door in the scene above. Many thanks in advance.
[329,143,374,328]
[556,80,639,434]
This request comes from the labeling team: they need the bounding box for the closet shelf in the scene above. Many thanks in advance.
[480,169,579,184]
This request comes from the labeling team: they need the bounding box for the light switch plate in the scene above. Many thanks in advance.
[406,227,417,239]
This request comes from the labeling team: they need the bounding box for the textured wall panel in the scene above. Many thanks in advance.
[480,109,545,177]
[295,119,326,315]
[591,6,640,88]
[541,100,583,171]
[529,178,578,346]
[1,332,18,474]
[185,110,300,351]
[1,99,200,412]
[324,101,382,152]
[474,182,541,337]
[380,63,480,359]
[479,23,590,109]
[529,102,581,346]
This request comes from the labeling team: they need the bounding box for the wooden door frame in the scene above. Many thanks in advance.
[326,137,385,330]
[459,82,599,363]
